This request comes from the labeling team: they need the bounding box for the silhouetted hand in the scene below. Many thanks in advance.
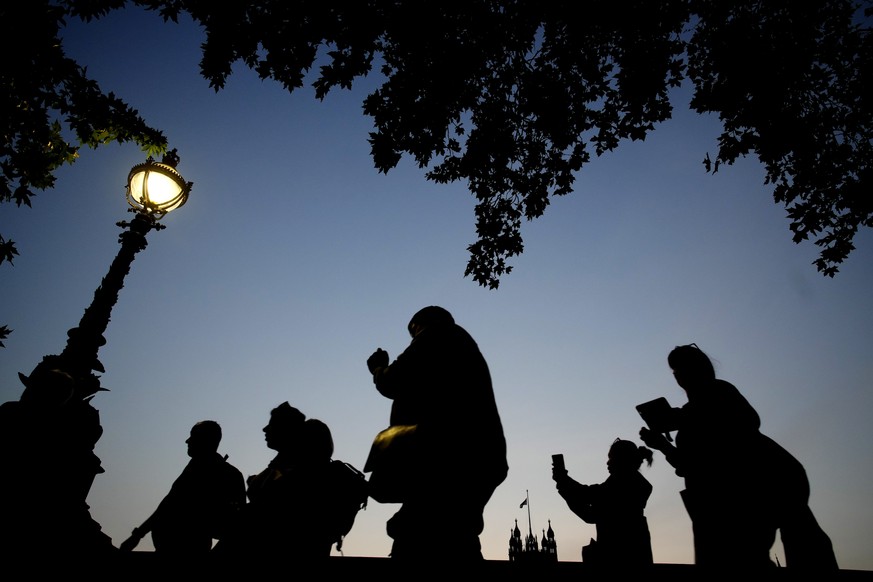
[639,427,670,451]
[551,465,569,485]
[367,348,389,374]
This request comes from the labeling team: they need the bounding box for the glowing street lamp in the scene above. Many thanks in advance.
[18,148,192,397]
[45,149,193,398]
[126,149,192,219]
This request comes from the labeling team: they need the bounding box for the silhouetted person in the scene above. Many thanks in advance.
[215,403,346,561]
[553,438,654,567]
[639,344,838,570]
[0,366,116,566]
[120,420,245,556]
[366,306,508,564]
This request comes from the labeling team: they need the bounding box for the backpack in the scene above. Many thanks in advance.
[328,460,369,552]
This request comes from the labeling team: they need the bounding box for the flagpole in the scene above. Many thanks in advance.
[526,489,533,540]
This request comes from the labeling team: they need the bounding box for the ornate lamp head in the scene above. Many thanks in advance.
[126,149,193,220]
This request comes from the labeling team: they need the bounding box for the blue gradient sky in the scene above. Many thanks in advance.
[2,7,872,568]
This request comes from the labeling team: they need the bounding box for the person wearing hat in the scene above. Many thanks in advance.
[366,306,508,564]
[0,364,116,563]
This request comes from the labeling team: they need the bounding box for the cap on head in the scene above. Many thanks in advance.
[408,306,454,336]
[18,367,75,407]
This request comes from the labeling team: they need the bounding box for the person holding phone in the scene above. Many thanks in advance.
[552,439,654,567]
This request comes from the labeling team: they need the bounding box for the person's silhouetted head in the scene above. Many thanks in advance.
[408,305,454,338]
[186,420,222,458]
[298,418,334,465]
[607,438,654,474]
[18,367,75,408]
[668,343,716,394]
[264,402,306,452]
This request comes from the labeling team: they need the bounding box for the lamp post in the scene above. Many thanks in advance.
[1,151,192,559]
[39,150,193,401]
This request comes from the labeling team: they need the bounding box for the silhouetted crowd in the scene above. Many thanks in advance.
[0,307,839,571]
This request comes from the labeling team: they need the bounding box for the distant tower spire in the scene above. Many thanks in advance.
[509,491,557,563]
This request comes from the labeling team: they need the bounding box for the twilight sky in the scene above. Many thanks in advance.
[2,7,872,569]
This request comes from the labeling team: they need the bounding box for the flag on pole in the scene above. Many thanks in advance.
[520,498,528,508]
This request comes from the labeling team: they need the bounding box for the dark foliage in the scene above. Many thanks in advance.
[0,0,167,265]
[3,0,871,291]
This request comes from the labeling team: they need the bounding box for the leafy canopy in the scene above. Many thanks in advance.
[3,0,872,291]
[0,1,167,268]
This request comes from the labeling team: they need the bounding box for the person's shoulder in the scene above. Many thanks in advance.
[636,471,654,490]
[224,459,245,476]
[694,379,742,405]
[0,400,22,427]
[213,455,245,479]
[713,378,742,394]
[442,324,485,357]
[0,399,20,412]
[713,379,757,405]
